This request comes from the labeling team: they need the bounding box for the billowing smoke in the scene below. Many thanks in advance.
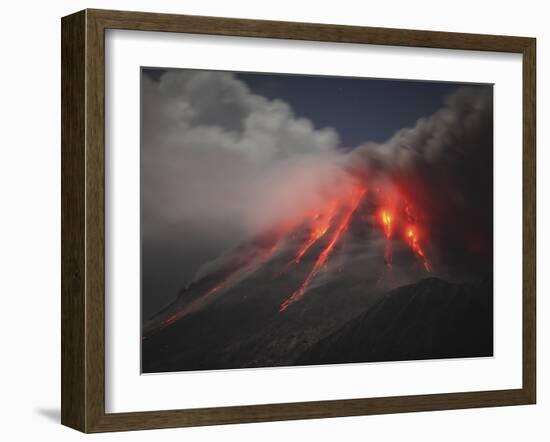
[350,86,493,277]
[141,70,354,315]
[141,70,352,236]
[142,69,492,317]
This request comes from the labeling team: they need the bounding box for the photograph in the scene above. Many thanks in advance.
[140,68,494,373]
[0,0,538,437]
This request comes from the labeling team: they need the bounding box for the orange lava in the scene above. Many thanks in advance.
[405,225,432,272]
[279,187,366,312]
[160,238,282,329]
[379,209,393,239]
[290,199,339,264]
[375,207,396,273]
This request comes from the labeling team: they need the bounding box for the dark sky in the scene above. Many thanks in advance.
[235,72,462,147]
[143,68,483,148]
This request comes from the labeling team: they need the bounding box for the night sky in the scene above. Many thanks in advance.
[143,68,480,148]
[235,72,461,146]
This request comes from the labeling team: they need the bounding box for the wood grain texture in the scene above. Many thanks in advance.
[90,8,532,52]
[522,38,536,403]
[61,10,86,432]
[60,8,537,433]
[84,9,107,432]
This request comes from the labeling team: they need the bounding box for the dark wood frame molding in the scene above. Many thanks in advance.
[61,8,536,433]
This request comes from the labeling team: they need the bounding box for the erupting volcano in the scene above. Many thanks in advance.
[144,177,437,339]
[142,161,492,372]
[140,69,494,374]
[141,173,492,373]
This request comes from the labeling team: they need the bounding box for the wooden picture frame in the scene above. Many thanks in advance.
[61,8,536,433]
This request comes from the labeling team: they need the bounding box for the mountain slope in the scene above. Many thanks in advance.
[297,277,493,365]
[142,185,493,373]
[141,259,383,372]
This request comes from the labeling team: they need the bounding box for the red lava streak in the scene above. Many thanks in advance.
[405,225,432,272]
[160,240,281,329]
[279,187,367,312]
[290,200,339,264]
[378,208,394,271]
[379,209,393,239]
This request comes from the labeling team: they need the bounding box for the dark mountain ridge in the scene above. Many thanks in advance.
[298,277,493,365]
[142,276,492,372]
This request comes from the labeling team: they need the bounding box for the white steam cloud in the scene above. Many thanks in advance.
[142,70,351,242]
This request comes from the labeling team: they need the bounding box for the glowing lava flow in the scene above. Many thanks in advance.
[405,225,432,272]
[279,187,366,312]
[160,273,235,328]
[380,209,393,239]
[159,240,281,330]
[378,208,393,271]
[290,200,339,265]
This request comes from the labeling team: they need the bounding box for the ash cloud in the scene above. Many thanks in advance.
[351,86,493,277]
[142,70,348,240]
[141,70,352,316]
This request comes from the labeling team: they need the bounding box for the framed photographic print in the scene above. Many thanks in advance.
[61,9,536,433]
